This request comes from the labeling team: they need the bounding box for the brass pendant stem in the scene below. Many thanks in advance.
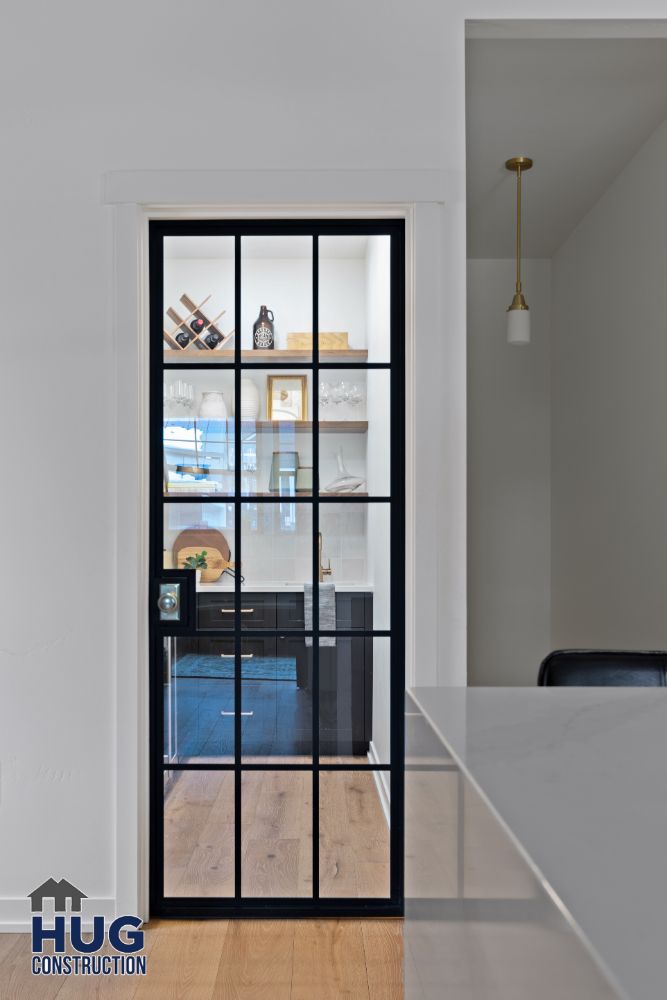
[516,166,522,294]
[505,156,533,303]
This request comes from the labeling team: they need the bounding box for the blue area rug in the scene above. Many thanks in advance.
[173,654,297,682]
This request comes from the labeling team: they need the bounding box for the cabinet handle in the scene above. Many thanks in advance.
[220,608,255,614]
[219,653,254,659]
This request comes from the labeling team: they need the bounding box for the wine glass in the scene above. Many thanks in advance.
[319,381,331,407]
[349,383,363,407]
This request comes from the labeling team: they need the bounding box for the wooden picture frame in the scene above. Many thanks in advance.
[267,374,308,421]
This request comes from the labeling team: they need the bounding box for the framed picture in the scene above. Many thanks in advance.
[267,375,308,421]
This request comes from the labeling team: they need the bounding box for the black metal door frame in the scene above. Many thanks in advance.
[148,217,405,917]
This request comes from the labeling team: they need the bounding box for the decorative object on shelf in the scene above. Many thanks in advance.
[240,376,261,420]
[296,466,313,493]
[268,451,299,493]
[163,292,235,351]
[349,383,364,407]
[287,332,349,351]
[253,305,275,350]
[182,549,208,571]
[267,374,307,421]
[505,155,533,345]
[172,528,236,583]
[322,446,366,494]
[180,294,234,350]
[319,381,331,407]
[199,391,228,420]
[165,379,194,411]
[182,549,208,585]
[167,304,208,350]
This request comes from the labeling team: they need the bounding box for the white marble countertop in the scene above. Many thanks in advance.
[409,686,667,1000]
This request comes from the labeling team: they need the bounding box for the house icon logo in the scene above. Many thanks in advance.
[29,878,87,913]
[29,877,146,979]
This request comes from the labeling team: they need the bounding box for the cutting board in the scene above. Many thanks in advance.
[173,528,231,583]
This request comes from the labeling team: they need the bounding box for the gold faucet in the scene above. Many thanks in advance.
[318,532,332,583]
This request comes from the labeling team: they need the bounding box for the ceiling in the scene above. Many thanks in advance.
[466,37,667,258]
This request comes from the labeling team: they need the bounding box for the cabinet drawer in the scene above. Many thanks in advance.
[197,636,277,659]
[197,592,277,630]
[275,591,373,631]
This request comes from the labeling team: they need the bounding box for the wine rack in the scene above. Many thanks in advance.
[163,293,235,352]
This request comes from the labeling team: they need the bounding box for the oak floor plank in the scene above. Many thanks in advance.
[242,838,300,898]
[133,920,228,1000]
[0,920,404,999]
[0,934,66,1000]
[164,768,386,901]
[54,925,159,999]
[211,920,294,1000]
[292,920,370,1000]
[361,920,404,1000]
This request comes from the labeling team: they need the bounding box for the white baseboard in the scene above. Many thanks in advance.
[367,741,391,827]
[0,898,117,933]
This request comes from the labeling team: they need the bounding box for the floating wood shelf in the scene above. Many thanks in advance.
[164,348,369,363]
[164,491,370,499]
[164,420,367,433]
[246,420,367,433]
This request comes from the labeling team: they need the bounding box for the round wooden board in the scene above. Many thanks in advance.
[173,528,231,582]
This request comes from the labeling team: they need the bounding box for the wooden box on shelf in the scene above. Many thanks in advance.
[287,332,349,350]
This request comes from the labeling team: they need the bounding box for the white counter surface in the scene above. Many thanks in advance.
[409,686,667,1000]
[197,582,373,593]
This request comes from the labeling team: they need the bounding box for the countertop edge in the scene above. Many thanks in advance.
[406,687,629,1000]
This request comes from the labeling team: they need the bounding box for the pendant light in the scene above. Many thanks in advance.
[505,155,533,345]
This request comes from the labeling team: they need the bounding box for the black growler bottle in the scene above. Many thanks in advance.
[253,305,275,349]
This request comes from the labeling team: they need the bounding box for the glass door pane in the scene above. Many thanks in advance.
[319,234,391,362]
[163,235,235,363]
[241,235,312,362]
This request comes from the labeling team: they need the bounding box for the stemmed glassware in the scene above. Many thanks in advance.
[165,379,194,412]
[319,380,365,410]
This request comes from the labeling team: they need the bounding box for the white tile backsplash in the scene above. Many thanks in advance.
[164,501,371,585]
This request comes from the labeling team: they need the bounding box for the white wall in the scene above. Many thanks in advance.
[3,0,667,926]
[551,113,667,648]
[467,260,552,685]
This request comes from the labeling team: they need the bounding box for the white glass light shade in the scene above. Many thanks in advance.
[507,307,530,345]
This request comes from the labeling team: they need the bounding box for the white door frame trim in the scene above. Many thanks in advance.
[108,170,457,920]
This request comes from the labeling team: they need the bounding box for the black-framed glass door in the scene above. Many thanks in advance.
[149,219,405,917]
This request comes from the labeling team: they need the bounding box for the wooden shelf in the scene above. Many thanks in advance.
[164,348,369,363]
[164,420,367,433]
[245,420,367,434]
[164,491,369,499]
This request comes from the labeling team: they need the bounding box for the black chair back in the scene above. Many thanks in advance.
[538,649,667,687]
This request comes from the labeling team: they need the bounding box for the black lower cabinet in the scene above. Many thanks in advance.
[193,590,373,756]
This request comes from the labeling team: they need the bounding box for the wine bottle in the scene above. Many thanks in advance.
[204,329,223,349]
[175,326,192,348]
[190,317,205,337]
[167,306,207,350]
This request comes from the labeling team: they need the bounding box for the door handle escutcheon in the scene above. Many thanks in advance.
[158,582,181,621]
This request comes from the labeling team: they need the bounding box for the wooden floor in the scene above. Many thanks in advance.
[0,918,403,999]
[165,767,390,899]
